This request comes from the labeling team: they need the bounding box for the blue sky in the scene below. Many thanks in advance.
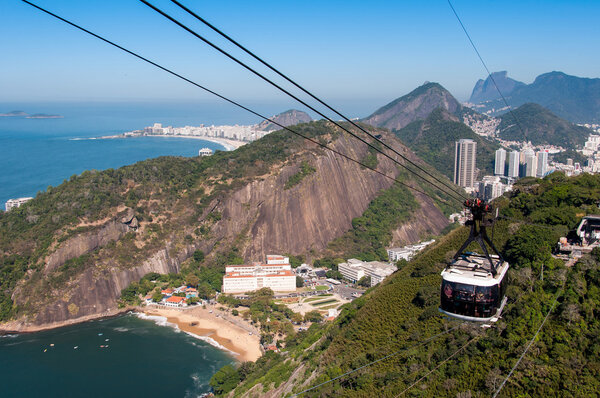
[1,0,598,112]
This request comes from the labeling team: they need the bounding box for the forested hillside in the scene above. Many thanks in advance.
[221,172,600,397]
[394,108,499,179]
[0,120,454,329]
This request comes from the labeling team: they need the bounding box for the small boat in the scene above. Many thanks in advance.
[43,349,47,352]
[98,333,103,336]
[74,346,79,349]
[105,339,109,342]
[190,322,198,326]
[49,343,54,347]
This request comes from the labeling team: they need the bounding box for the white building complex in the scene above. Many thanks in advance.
[5,197,33,212]
[507,151,520,179]
[222,255,296,293]
[387,240,436,262]
[337,259,397,287]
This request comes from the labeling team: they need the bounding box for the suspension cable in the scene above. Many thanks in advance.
[292,323,464,397]
[20,0,451,204]
[139,0,469,204]
[394,335,479,397]
[492,289,562,398]
[447,0,529,142]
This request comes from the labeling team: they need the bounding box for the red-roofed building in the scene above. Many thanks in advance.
[165,296,186,307]
[161,288,174,296]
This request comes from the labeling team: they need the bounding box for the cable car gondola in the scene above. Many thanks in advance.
[439,199,508,322]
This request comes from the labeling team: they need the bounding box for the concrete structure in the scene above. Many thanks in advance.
[478,176,505,201]
[198,147,213,157]
[338,259,397,287]
[507,151,520,178]
[222,256,296,293]
[524,151,537,177]
[387,240,435,263]
[494,148,506,176]
[5,197,33,212]
[536,151,549,178]
[454,139,477,189]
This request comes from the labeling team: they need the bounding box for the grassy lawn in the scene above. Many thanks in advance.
[310,299,338,307]
[318,293,333,297]
[315,285,329,291]
[303,297,324,303]
[319,304,341,310]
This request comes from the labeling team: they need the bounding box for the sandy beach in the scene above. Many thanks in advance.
[143,306,262,362]
[97,133,247,151]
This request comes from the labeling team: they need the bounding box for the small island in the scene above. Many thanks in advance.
[26,113,63,119]
[0,110,63,119]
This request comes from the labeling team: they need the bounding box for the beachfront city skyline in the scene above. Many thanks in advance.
[2,0,599,105]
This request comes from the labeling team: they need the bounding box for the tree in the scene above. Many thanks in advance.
[209,365,240,395]
[296,276,304,288]
[304,311,323,323]
[186,274,199,288]
[152,292,163,303]
[193,250,205,262]
[291,312,303,324]
[326,270,343,279]
[358,276,371,287]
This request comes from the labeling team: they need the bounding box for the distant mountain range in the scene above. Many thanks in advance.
[497,103,593,148]
[469,71,600,123]
[469,71,525,104]
[255,109,312,131]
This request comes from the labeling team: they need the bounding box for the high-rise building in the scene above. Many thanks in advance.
[494,148,506,176]
[508,151,520,178]
[525,152,537,177]
[454,139,477,189]
[536,151,549,177]
[478,176,505,201]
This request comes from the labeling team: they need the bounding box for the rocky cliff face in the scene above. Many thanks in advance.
[3,127,449,330]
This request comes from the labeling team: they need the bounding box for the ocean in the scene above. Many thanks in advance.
[0,313,234,397]
[0,100,272,206]
[0,101,257,396]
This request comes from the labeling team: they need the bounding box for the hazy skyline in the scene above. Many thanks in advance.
[2,0,599,110]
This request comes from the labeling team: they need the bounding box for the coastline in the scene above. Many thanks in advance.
[0,305,263,363]
[97,133,247,151]
[142,306,262,362]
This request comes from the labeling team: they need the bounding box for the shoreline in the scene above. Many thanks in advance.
[0,305,263,362]
[142,306,262,362]
[96,133,247,151]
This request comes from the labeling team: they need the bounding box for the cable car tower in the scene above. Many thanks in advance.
[439,199,509,322]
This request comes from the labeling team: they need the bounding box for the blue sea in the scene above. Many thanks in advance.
[0,101,259,396]
[0,100,273,206]
[0,313,234,398]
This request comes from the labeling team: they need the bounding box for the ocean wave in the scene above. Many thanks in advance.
[113,327,130,332]
[0,334,19,338]
[183,331,238,357]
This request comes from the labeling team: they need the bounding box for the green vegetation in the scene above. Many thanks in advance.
[0,120,339,321]
[394,108,499,178]
[552,149,588,166]
[310,299,338,307]
[327,182,418,261]
[497,103,591,148]
[221,172,600,397]
[284,161,316,190]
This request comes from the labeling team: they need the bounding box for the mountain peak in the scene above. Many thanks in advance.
[255,109,312,131]
[469,71,525,103]
[362,82,461,131]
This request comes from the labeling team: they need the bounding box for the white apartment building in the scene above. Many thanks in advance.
[508,151,520,178]
[524,152,537,177]
[5,197,33,212]
[494,148,506,176]
[536,151,549,177]
[454,139,477,189]
[478,176,505,201]
[222,257,295,293]
[338,259,397,286]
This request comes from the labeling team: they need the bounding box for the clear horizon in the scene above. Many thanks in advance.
[2,0,598,108]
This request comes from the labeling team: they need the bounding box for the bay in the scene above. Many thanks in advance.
[0,313,234,398]
[0,100,263,206]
